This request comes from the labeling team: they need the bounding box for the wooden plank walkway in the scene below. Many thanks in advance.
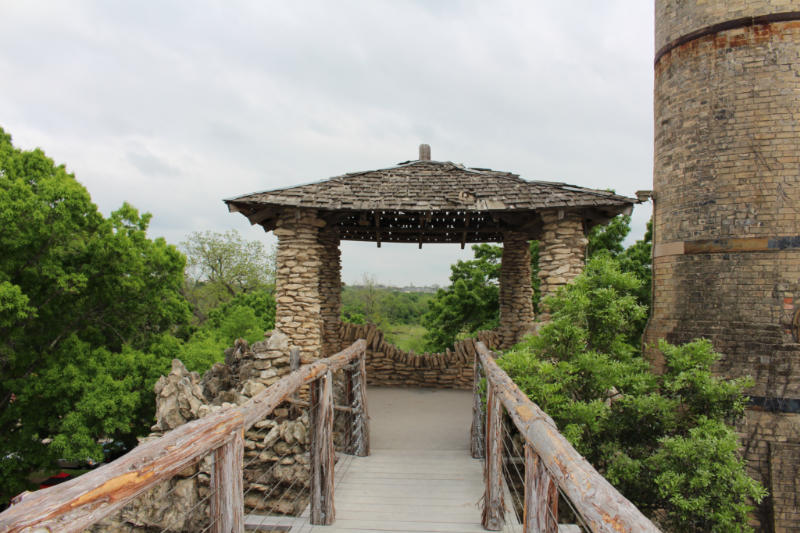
[292,448,487,532]
[246,388,532,533]
[303,387,487,532]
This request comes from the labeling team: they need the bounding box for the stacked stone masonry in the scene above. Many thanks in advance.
[318,227,342,358]
[498,231,535,349]
[537,211,588,320]
[274,209,326,362]
[92,331,313,532]
[339,321,499,390]
[648,2,800,530]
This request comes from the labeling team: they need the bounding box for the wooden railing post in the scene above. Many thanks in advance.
[470,354,485,459]
[289,347,301,418]
[482,382,504,530]
[350,351,370,456]
[524,443,558,533]
[210,428,244,533]
[310,370,335,525]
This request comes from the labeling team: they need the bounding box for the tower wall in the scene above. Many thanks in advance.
[648,2,800,530]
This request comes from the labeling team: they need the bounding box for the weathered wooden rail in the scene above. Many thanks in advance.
[472,342,660,533]
[0,339,368,533]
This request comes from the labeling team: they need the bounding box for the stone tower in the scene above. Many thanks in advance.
[646,2,800,529]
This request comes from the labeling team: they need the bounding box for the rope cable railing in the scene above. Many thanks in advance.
[472,341,661,533]
[0,339,368,533]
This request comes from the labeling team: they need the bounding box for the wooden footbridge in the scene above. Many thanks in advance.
[0,340,659,533]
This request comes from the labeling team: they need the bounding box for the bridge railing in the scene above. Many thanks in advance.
[471,342,660,533]
[0,339,368,533]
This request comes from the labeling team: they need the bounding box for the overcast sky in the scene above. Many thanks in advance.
[0,1,654,287]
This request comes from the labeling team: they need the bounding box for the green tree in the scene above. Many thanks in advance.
[423,242,540,351]
[617,218,653,312]
[586,213,631,258]
[0,128,190,500]
[181,230,275,322]
[145,287,277,376]
[499,256,765,531]
[341,284,432,327]
[422,214,651,351]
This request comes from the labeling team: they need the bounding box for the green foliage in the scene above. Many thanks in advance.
[382,324,428,352]
[0,127,190,500]
[150,288,277,375]
[423,215,647,352]
[341,280,433,328]
[586,213,631,258]
[341,311,366,325]
[617,218,653,311]
[649,418,763,532]
[423,242,539,350]
[546,254,647,354]
[181,230,275,323]
[0,128,284,502]
[205,288,276,340]
[499,257,765,531]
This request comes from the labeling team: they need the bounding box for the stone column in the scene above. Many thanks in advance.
[537,212,587,320]
[498,231,534,349]
[318,226,342,357]
[273,209,326,362]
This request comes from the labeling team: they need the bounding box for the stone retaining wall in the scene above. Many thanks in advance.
[339,322,499,390]
[93,331,310,532]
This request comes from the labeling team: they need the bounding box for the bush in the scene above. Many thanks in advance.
[499,256,765,531]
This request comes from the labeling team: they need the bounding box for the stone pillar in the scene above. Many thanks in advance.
[273,209,326,362]
[318,226,342,357]
[537,212,587,320]
[498,231,534,349]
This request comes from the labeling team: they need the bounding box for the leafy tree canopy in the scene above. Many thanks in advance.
[499,255,765,532]
[422,243,528,350]
[0,128,190,500]
[421,214,651,352]
[162,287,278,374]
[341,276,434,328]
[617,218,653,311]
[586,213,631,258]
[181,229,275,322]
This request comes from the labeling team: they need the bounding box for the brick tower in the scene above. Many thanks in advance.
[646,2,800,529]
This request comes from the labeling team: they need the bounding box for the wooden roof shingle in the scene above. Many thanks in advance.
[225,159,636,245]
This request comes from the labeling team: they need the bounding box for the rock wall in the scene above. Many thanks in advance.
[498,231,535,349]
[339,322,499,390]
[537,211,587,320]
[274,209,326,362]
[93,331,311,532]
[318,227,342,357]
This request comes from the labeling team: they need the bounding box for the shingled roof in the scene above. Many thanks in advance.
[226,154,635,245]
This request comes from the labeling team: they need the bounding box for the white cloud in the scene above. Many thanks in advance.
[0,0,654,286]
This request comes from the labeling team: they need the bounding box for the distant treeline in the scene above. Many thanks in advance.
[341,283,434,327]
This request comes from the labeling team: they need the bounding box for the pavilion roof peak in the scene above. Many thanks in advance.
[225,154,636,244]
